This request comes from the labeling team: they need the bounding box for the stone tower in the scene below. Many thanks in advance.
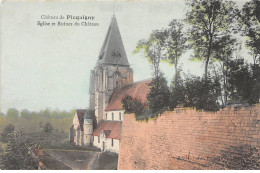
[83,110,93,146]
[89,15,133,124]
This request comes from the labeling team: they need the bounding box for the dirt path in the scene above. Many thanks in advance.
[42,149,101,170]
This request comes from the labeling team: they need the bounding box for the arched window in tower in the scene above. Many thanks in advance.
[119,112,121,120]
[112,113,114,121]
[106,113,107,120]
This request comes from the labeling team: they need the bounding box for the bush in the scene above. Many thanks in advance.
[121,95,146,117]
[170,74,221,111]
[226,59,260,104]
[148,74,170,114]
[43,123,53,134]
[0,130,38,170]
[0,124,15,143]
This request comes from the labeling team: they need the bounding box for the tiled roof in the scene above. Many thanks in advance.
[105,80,151,111]
[76,109,87,131]
[93,121,122,140]
[103,130,111,137]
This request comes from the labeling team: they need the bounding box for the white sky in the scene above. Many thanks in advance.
[0,0,250,113]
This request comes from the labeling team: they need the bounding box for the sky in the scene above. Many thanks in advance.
[0,0,250,113]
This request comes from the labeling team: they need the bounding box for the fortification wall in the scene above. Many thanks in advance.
[118,105,260,170]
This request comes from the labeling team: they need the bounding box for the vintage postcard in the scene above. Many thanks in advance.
[0,0,259,170]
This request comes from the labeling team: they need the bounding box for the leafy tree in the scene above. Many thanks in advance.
[185,0,238,80]
[170,69,186,108]
[226,58,259,104]
[6,108,19,118]
[20,109,32,119]
[163,19,189,84]
[121,95,146,117]
[212,35,239,106]
[191,76,221,111]
[0,130,38,170]
[148,74,170,114]
[43,122,53,133]
[39,108,51,117]
[239,0,260,65]
[171,74,221,111]
[0,124,15,143]
[133,29,167,79]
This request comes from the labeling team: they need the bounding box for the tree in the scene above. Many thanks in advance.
[0,130,38,170]
[133,29,167,80]
[170,69,186,108]
[163,19,189,84]
[239,0,260,65]
[20,109,32,119]
[170,73,221,111]
[6,108,19,118]
[121,95,146,118]
[0,124,15,143]
[148,74,170,114]
[39,108,51,117]
[43,122,53,133]
[226,58,259,104]
[212,35,239,106]
[185,0,238,80]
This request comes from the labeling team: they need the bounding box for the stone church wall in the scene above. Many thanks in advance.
[118,105,260,170]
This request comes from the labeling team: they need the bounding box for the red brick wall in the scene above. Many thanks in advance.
[118,105,260,170]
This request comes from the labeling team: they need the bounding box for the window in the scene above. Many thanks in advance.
[111,139,114,146]
[112,113,114,121]
[119,112,121,120]
[106,113,107,120]
[98,136,100,143]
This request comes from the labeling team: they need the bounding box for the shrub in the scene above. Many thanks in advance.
[43,122,53,134]
[121,95,146,117]
[148,74,170,114]
[170,74,221,111]
[0,130,38,170]
[0,124,15,143]
[226,59,260,104]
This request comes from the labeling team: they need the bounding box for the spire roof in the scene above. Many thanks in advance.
[98,15,129,66]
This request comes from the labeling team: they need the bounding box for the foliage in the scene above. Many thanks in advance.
[43,122,53,134]
[162,19,189,83]
[0,130,38,170]
[212,144,260,169]
[148,74,170,114]
[211,36,240,106]
[171,74,221,111]
[28,131,71,149]
[0,108,75,134]
[185,0,238,79]
[20,109,32,119]
[133,29,167,78]
[239,0,260,64]
[121,95,146,117]
[226,58,260,104]
[0,124,15,143]
[6,108,19,118]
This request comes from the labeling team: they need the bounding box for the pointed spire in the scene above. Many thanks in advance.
[98,16,129,66]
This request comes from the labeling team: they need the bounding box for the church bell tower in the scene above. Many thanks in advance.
[89,15,133,124]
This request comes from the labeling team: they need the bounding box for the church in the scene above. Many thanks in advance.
[69,16,150,153]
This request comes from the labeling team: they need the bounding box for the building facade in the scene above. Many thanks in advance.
[70,16,150,153]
